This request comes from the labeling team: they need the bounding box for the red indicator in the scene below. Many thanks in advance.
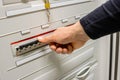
[11,30,55,45]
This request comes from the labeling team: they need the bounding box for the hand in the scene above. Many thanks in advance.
[37,21,90,54]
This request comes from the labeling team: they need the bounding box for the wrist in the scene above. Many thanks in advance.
[71,21,90,42]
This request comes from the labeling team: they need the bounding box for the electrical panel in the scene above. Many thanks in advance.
[0,0,100,80]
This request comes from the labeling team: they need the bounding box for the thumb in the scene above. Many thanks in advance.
[37,35,54,44]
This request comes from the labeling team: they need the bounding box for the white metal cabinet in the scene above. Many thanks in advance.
[0,0,109,80]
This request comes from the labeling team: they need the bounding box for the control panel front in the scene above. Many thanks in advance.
[0,0,99,80]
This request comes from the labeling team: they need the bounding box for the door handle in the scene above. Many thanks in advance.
[71,66,91,80]
[75,66,91,80]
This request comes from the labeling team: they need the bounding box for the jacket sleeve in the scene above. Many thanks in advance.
[80,0,120,39]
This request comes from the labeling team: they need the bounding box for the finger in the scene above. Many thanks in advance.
[55,47,63,54]
[55,43,70,54]
[55,43,68,54]
[49,43,57,51]
[37,35,54,44]
[67,45,73,54]
[63,48,69,53]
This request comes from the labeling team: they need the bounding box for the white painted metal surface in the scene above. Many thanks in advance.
[0,0,110,80]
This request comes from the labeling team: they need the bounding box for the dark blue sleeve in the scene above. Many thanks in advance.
[80,0,120,39]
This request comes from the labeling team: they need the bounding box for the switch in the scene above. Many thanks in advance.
[61,19,68,23]
[41,24,50,29]
[75,16,80,20]
[21,29,30,35]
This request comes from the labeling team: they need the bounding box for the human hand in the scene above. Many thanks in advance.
[37,21,90,54]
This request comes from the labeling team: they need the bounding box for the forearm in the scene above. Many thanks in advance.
[80,0,120,39]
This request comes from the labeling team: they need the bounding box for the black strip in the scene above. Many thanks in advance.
[109,34,113,80]
[114,32,119,80]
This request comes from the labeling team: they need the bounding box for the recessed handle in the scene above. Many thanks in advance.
[76,66,90,79]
